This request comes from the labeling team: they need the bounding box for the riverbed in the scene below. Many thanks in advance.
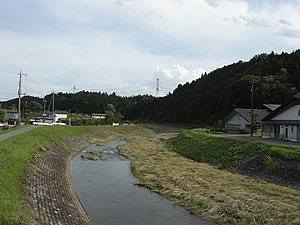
[71,140,215,225]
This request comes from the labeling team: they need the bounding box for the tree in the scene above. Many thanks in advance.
[105,104,124,124]
[0,109,6,123]
[29,101,42,113]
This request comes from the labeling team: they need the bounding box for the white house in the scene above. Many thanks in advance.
[262,93,300,141]
[224,108,270,132]
[92,113,106,120]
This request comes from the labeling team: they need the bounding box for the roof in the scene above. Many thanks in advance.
[46,110,68,114]
[262,92,300,121]
[263,104,281,112]
[55,110,69,114]
[5,109,18,113]
[92,113,106,116]
[262,120,300,125]
[224,108,270,123]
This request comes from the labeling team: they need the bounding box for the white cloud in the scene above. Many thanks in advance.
[0,0,300,100]
[156,65,205,84]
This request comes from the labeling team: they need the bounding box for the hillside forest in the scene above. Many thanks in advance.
[1,50,300,125]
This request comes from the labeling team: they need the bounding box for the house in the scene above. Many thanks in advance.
[224,108,270,132]
[54,110,69,122]
[43,110,69,123]
[92,113,106,120]
[5,109,19,120]
[5,109,19,125]
[261,93,300,141]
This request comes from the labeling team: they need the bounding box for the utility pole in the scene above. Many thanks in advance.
[43,99,47,113]
[17,70,27,125]
[250,83,254,137]
[18,70,22,124]
[156,78,159,98]
[52,90,55,123]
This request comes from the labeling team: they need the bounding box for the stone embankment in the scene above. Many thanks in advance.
[25,135,94,225]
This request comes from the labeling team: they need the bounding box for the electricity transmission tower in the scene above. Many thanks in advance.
[156,78,159,97]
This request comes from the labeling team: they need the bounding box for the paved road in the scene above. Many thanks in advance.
[0,126,38,141]
[221,135,300,147]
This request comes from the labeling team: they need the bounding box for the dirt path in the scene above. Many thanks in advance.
[25,135,94,225]
[0,125,38,141]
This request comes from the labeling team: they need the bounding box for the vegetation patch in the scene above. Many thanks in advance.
[81,150,102,160]
[119,134,300,225]
[170,129,300,168]
[169,129,300,187]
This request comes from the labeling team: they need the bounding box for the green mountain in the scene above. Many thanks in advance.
[125,50,300,124]
[1,50,299,125]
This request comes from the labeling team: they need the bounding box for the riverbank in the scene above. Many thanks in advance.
[119,133,300,225]
[1,125,299,224]
[171,129,300,188]
[0,125,148,224]
[23,125,150,225]
[25,134,95,225]
[0,126,88,224]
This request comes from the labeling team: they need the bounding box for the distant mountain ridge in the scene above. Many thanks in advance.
[124,50,300,124]
[1,50,300,125]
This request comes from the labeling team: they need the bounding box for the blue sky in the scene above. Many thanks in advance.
[0,0,300,100]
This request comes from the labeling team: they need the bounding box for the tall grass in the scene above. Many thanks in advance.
[171,129,300,168]
[0,126,87,225]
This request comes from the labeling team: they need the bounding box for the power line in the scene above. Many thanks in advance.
[0,65,18,74]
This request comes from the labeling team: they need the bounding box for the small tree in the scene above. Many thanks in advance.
[105,104,124,124]
[0,109,7,123]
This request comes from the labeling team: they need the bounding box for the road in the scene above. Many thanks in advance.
[221,135,300,147]
[0,126,38,141]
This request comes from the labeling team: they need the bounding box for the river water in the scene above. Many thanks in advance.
[71,140,216,225]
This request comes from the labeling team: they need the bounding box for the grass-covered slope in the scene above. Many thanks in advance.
[171,129,300,169]
[0,126,87,225]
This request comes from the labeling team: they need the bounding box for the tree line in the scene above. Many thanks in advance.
[1,50,299,125]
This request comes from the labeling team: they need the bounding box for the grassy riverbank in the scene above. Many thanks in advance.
[2,124,300,225]
[120,132,300,225]
[0,125,149,225]
[0,126,87,224]
[171,129,300,169]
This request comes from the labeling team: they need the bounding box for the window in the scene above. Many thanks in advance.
[226,124,241,132]
[298,110,300,116]
[292,126,294,133]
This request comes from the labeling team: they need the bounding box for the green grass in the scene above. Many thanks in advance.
[170,129,300,169]
[0,126,87,225]
[141,123,189,133]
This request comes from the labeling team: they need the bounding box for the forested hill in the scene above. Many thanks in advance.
[125,50,300,124]
[1,50,300,125]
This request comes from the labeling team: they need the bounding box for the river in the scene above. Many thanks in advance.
[71,140,216,225]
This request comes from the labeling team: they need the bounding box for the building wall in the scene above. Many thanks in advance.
[272,105,300,120]
[56,114,68,119]
[6,112,18,120]
[225,113,249,131]
[262,124,273,138]
[262,124,300,141]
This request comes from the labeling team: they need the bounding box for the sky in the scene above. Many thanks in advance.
[0,0,300,100]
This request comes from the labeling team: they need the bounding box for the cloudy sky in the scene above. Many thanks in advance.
[0,0,299,100]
